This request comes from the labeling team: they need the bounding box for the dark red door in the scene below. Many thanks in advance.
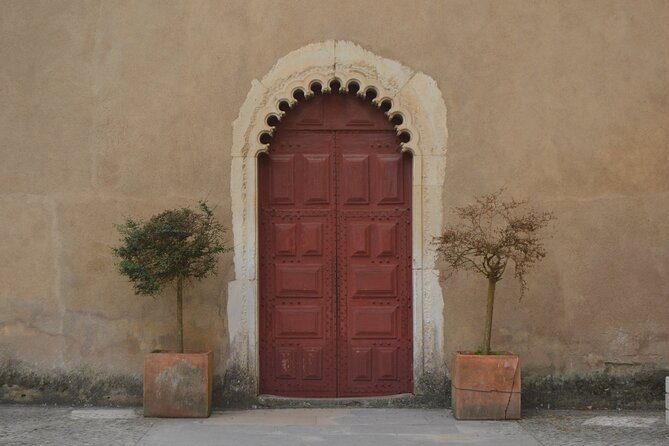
[259,93,412,397]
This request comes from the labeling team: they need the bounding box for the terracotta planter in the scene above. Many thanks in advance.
[451,352,521,420]
[143,351,213,418]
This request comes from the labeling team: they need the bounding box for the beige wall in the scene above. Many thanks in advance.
[1,0,668,380]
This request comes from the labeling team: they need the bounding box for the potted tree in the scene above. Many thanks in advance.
[435,190,554,420]
[113,201,227,418]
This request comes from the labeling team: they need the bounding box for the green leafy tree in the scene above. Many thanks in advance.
[113,201,227,353]
[435,190,555,355]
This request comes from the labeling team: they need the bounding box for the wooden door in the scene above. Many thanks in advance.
[259,94,412,397]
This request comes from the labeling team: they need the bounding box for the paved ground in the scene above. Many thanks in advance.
[0,406,667,445]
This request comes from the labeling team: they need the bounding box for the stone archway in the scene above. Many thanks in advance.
[228,41,448,396]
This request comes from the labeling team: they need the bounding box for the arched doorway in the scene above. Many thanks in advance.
[229,41,449,398]
[258,91,413,397]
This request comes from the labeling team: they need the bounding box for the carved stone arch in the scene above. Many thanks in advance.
[228,40,448,396]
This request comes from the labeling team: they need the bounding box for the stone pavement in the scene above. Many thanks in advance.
[0,406,668,446]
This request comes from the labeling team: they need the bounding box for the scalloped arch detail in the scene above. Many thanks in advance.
[257,84,413,149]
[232,41,448,158]
[228,41,448,395]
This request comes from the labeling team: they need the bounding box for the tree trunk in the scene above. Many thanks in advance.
[176,276,184,353]
[482,278,497,355]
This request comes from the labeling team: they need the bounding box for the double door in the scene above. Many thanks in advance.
[259,97,412,397]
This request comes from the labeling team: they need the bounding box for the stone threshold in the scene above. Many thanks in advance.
[256,393,420,409]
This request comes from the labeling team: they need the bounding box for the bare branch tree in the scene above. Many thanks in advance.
[434,189,555,355]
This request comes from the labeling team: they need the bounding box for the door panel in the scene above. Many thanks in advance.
[337,210,412,395]
[336,131,412,396]
[259,131,337,397]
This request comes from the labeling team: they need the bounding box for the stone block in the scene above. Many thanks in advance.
[393,72,448,156]
[335,40,414,96]
[262,41,335,91]
[664,376,669,426]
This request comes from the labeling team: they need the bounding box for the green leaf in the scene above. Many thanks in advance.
[112,201,229,297]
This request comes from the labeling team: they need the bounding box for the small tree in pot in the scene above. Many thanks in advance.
[113,201,227,417]
[435,190,554,420]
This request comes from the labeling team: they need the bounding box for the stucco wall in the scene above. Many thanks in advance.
[1,0,668,403]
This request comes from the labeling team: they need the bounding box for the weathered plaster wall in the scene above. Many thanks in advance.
[1,0,668,405]
[0,1,236,381]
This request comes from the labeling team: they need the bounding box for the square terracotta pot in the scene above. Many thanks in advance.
[143,351,213,418]
[451,352,521,420]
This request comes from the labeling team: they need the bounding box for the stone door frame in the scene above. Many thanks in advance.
[228,41,448,395]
